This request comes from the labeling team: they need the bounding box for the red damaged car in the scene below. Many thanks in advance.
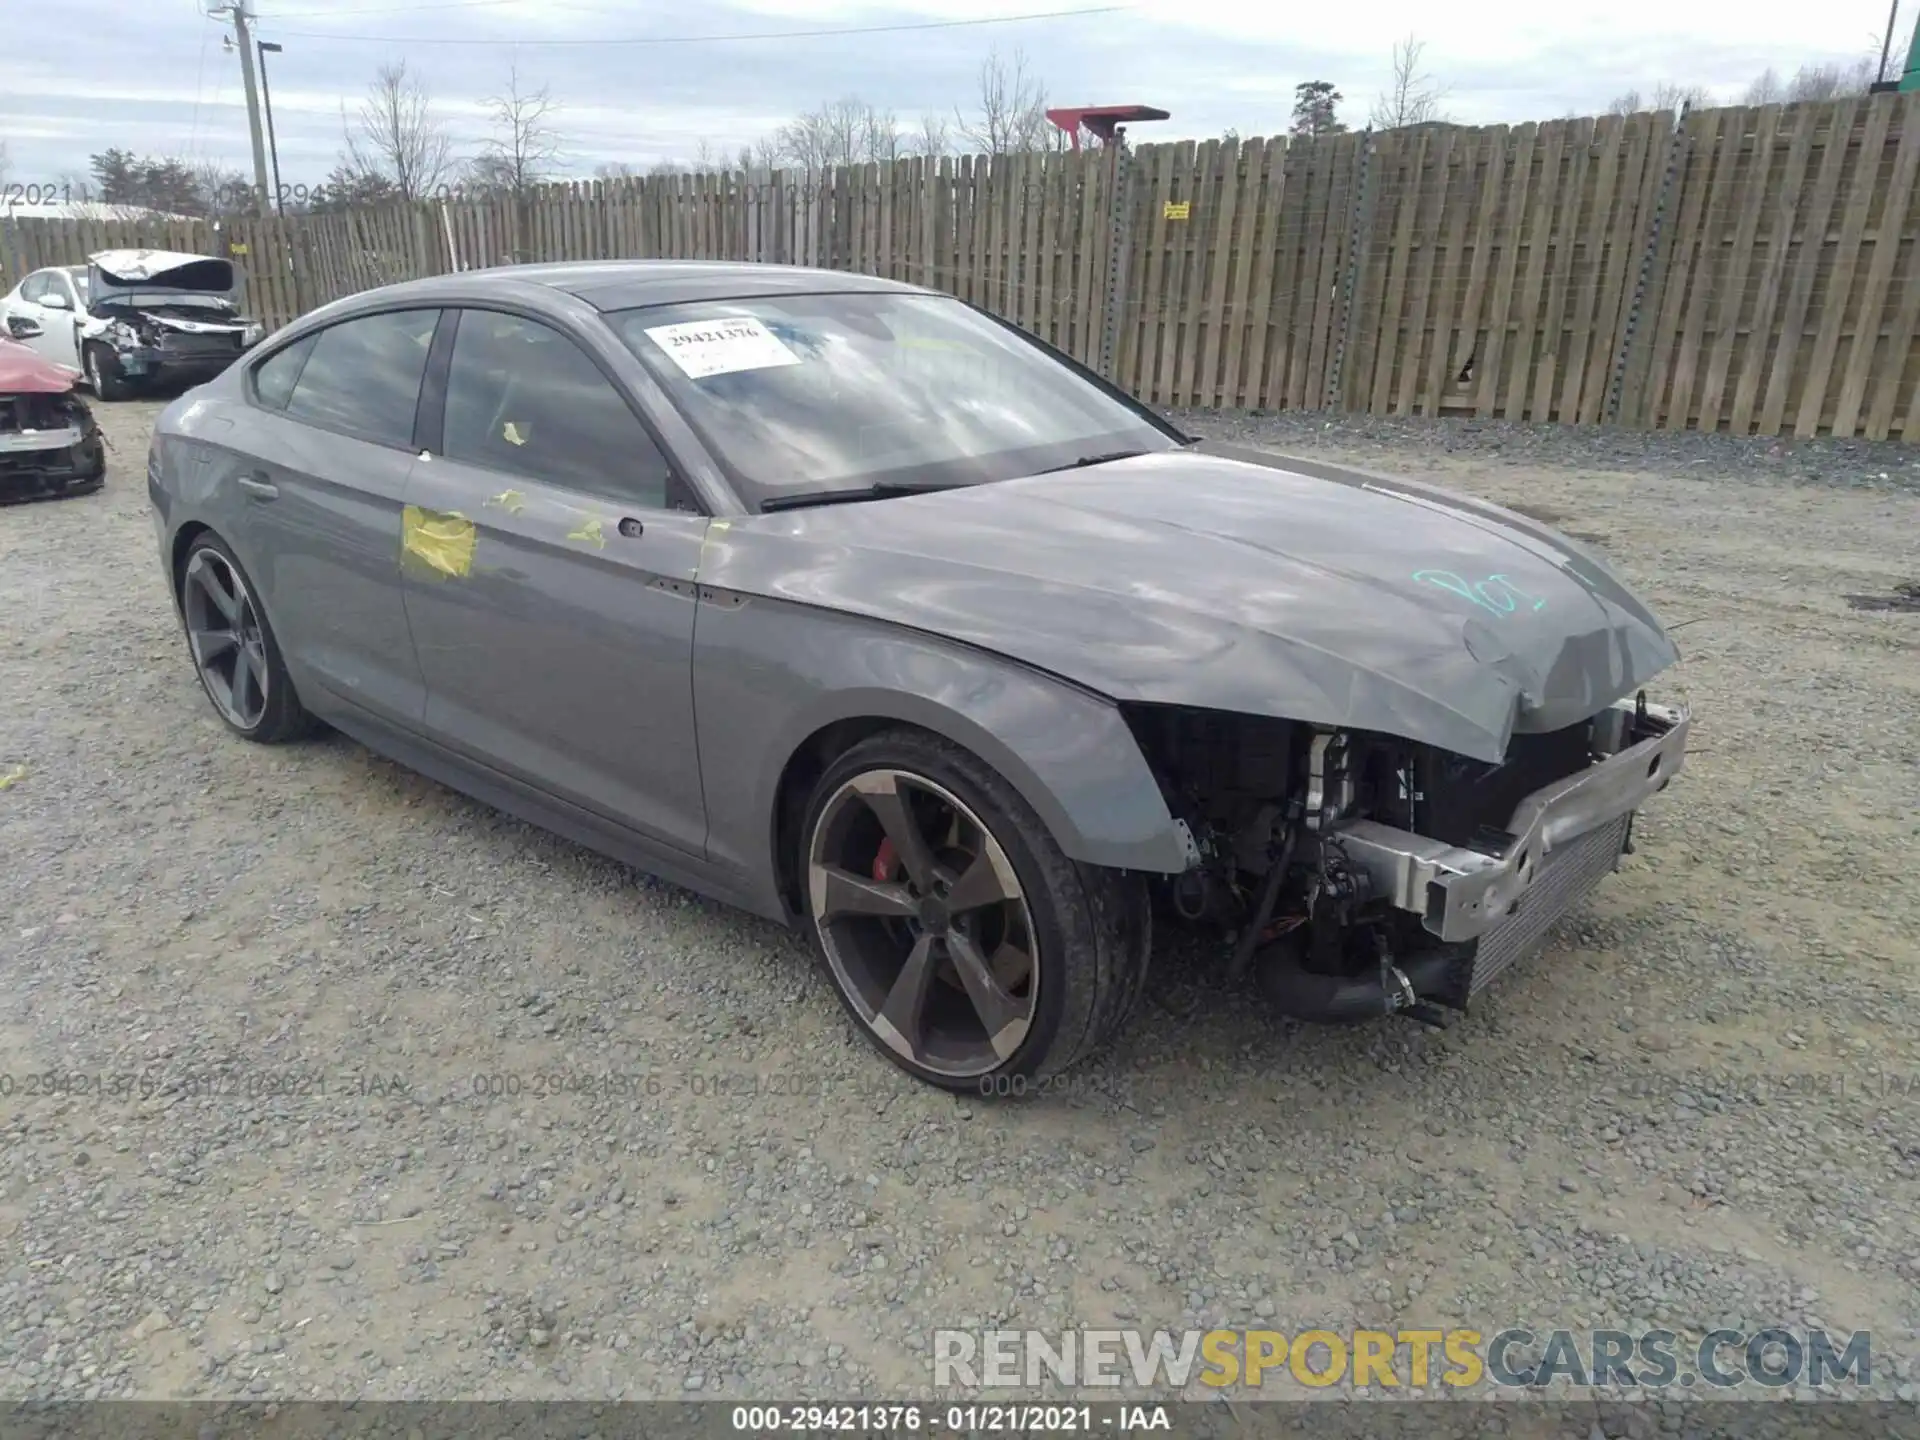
[0,333,106,504]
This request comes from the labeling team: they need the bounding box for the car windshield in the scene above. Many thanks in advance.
[66,270,89,303]
[610,292,1177,508]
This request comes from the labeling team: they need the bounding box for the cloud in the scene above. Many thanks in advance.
[0,0,1890,179]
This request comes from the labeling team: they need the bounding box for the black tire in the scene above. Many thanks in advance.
[800,727,1151,1092]
[83,342,134,401]
[178,533,318,745]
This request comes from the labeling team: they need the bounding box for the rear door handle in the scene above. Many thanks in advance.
[236,474,279,500]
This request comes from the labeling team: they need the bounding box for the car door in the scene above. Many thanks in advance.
[6,272,65,363]
[36,273,83,370]
[400,306,709,857]
[218,307,441,727]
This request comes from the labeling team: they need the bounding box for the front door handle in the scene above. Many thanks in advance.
[236,474,279,501]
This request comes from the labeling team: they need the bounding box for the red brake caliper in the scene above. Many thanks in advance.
[873,837,898,884]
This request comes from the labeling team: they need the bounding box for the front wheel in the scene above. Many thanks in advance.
[83,343,134,401]
[800,729,1150,1091]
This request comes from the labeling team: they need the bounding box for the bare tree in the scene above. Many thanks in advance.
[751,136,783,174]
[341,61,457,202]
[912,113,952,157]
[0,139,10,191]
[1742,68,1786,104]
[956,46,1053,153]
[594,160,639,182]
[472,64,562,194]
[1369,34,1450,129]
[1606,80,1713,115]
[1785,56,1880,100]
[773,96,901,173]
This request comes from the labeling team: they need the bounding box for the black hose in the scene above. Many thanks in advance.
[1257,941,1456,1023]
[1224,828,1296,986]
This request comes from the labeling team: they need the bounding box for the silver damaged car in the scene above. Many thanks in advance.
[148,261,1691,1090]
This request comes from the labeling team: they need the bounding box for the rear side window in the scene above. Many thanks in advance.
[251,335,316,411]
[19,273,51,304]
[283,309,440,448]
[441,309,675,508]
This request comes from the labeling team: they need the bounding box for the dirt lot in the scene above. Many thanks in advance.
[2,397,1917,1405]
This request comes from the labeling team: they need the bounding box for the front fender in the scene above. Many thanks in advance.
[694,594,1192,920]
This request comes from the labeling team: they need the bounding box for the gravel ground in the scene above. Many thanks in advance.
[2,399,1917,1410]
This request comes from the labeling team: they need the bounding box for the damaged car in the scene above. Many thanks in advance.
[146,262,1690,1091]
[0,333,105,503]
[0,250,264,401]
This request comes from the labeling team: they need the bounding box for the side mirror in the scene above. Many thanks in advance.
[5,314,43,340]
[39,291,72,311]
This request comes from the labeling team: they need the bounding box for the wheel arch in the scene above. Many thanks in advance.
[761,683,1191,923]
[168,526,215,602]
[170,520,216,603]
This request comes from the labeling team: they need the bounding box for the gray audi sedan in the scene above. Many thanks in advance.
[148,260,1689,1091]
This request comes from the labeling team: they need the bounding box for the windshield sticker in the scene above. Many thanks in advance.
[645,317,802,380]
[1414,570,1547,616]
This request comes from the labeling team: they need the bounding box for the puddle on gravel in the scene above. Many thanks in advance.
[1842,581,1920,613]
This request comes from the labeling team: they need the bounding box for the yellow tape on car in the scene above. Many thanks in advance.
[402,505,476,579]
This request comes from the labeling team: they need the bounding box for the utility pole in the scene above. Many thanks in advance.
[213,1,273,213]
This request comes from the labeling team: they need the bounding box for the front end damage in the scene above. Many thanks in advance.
[84,249,261,389]
[1125,695,1689,1023]
[1,346,106,504]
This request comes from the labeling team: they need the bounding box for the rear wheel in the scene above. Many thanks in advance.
[180,535,316,744]
[801,729,1150,1091]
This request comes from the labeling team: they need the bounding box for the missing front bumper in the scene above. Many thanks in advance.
[1333,698,1690,945]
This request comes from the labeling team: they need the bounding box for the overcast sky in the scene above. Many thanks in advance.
[1,0,1901,185]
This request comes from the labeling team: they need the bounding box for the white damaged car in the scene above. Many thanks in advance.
[0,249,265,400]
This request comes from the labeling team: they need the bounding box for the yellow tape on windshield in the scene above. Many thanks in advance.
[402,505,476,579]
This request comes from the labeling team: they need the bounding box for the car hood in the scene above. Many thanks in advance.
[700,444,1680,763]
[87,249,242,320]
[0,338,80,395]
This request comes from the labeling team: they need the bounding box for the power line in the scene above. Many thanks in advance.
[266,0,588,15]
[268,4,1129,46]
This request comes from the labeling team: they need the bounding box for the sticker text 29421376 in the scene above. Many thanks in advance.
[645,316,802,379]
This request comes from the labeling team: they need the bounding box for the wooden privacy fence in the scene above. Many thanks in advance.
[5,92,1917,439]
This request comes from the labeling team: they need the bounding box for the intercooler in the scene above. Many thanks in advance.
[1462,811,1632,996]
[161,331,245,358]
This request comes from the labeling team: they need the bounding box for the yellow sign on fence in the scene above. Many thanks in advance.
[1163,200,1191,221]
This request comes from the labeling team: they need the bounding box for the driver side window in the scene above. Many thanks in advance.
[441,309,683,511]
[19,273,51,305]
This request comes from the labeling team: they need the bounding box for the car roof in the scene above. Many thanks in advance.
[356,260,936,314]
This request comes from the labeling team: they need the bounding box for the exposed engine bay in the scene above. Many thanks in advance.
[0,342,106,503]
[1124,695,1690,1023]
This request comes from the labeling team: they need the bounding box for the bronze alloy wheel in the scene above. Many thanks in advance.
[807,767,1039,1080]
